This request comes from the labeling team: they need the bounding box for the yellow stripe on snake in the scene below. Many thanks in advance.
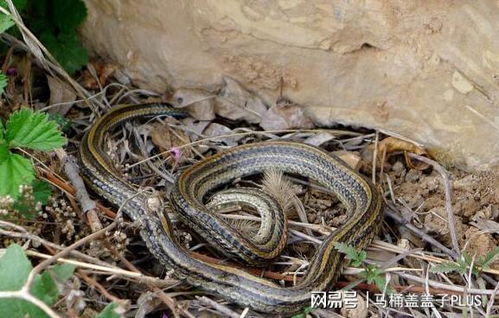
[78,103,383,315]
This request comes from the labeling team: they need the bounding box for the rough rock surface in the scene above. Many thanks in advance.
[81,0,499,170]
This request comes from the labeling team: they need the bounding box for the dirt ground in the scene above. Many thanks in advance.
[1,59,498,318]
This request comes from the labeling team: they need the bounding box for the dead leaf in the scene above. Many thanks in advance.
[150,123,191,163]
[304,132,336,146]
[172,88,216,120]
[181,117,211,140]
[202,123,241,146]
[215,76,267,123]
[260,103,314,131]
[332,150,361,170]
[47,76,77,115]
[80,61,117,90]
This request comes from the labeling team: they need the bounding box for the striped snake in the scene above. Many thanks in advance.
[78,103,383,315]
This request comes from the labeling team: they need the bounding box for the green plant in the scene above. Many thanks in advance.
[0,244,76,317]
[334,242,367,267]
[291,306,314,318]
[96,302,124,318]
[0,71,6,92]
[0,244,126,317]
[431,248,499,275]
[334,242,393,294]
[28,0,89,75]
[0,0,27,33]
[360,264,393,294]
[48,113,72,133]
[0,0,89,75]
[0,108,65,217]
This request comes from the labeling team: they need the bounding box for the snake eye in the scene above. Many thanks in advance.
[176,97,183,104]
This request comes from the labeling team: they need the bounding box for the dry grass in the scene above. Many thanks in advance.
[0,1,498,318]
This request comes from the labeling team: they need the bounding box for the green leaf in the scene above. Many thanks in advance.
[53,0,87,30]
[6,108,66,151]
[28,19,53,39]
[0,244,32,290]
[0,13,14,34]
[0,0,26,35]
[40,31,88,75]
[457,254,471,274]
[31,270,59,306]
[477,247,499,270]
[350,252,366,267]
[16,0,27,10]
[334,242,366,267]
[0,244,48,318]
[48,113,72,132]
[371,275,394,294]
[0,119,4,140]
[291,306,314,318]
[0,143,9,164]
[430,261,462,274]
[25,0,89,74]
[371,274,385,288]
[0,245,75,318]
[0,72,7,95]
[31,264,75,306]
[32,180,52,205]
[462,251,472,265]
[0,153,34,198]
[0,0,28,10]
[361,265,394,294]
[97,302,123,318]
[363,264,383,282]
[49,263,76,282]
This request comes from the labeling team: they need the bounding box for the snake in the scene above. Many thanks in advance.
[78,102,383,315]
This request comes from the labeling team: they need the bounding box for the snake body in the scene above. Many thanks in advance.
[79,103,383,314]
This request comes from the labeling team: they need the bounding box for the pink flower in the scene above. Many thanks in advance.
[169,147,182,162]
[6,67,17,76]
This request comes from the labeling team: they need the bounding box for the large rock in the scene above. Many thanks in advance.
[81,0,499,170]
